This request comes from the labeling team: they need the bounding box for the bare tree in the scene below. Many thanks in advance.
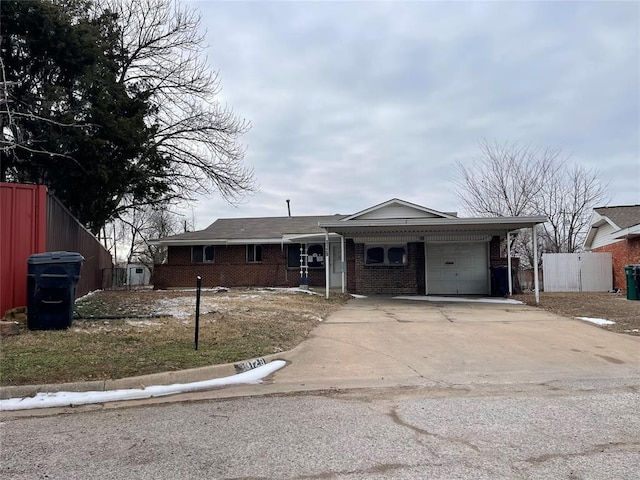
[454,140,609,259]
[98,0,256,210]
[114,204,191,267]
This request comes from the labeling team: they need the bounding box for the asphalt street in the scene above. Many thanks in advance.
[2,379,639,479]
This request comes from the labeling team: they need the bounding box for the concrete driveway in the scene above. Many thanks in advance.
[271,296,640,390]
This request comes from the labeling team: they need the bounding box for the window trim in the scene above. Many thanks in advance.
[364,244,408,266]
[246,244,263,263]
[192,245,215,263]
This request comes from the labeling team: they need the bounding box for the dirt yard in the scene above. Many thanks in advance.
[0,288,349,387]
[513,292,640,335]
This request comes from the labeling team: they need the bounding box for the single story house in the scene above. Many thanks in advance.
[152,198,547,300]
[583,204,640,290]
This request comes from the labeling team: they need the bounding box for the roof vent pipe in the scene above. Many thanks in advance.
[286,199,291,217]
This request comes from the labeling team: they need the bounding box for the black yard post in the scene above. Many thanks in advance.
[195,276,201,350]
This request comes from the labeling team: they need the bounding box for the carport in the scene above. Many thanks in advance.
[319,209,547,303]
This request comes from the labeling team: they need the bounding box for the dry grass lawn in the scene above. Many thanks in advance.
[0,288,349,387]
[3,288,637,388]
[513,292,640,335]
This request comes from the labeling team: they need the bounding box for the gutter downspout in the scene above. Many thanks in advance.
[533,225,540,305]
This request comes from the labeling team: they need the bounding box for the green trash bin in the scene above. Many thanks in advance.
[624,265,640,301]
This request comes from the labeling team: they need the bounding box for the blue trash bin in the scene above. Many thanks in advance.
[27,252,84,330]
[490,266,513,297]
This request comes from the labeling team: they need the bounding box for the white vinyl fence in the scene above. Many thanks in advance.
[542,253,612,292]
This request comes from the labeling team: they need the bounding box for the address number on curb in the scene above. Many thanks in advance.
[234,357,266,373]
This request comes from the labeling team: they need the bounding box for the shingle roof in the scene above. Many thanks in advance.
[594,205,640,230]
[160,215,346,242]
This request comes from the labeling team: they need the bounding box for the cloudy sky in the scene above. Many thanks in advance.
[184,0,639,229]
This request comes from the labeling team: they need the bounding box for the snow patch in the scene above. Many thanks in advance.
[0,361,286,411]
[126,320,163,327]
[75,290,101,302]
[575,316,616,326]
[350,294,367,299]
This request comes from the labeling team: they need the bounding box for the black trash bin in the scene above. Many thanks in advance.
[490,266,513,297]
[27,252,84,330]
[624,265,640,301]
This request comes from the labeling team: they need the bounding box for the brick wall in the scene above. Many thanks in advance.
[154,244,325,289]
[352,242,423,295]
[594,238,640,290]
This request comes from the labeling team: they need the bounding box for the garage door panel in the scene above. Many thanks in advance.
[427,243,489,295]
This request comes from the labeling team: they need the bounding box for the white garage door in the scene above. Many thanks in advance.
[426,243,489,295]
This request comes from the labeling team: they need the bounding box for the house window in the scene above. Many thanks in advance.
[365,245,407,266]
[307,244,324,268]
[287,244,302,268]
[247,244,263,263]
[192,245,215,263]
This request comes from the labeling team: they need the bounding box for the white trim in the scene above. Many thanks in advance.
[613,224,640,239]
[364,244,408,266]
[320,216,547,229]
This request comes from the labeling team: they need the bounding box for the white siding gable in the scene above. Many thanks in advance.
[355,204,443,220]
[590,222,624,249]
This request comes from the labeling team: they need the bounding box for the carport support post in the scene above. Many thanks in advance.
[507,231,513,296]
[532,226,540,305]
[341,235,345,293]
[195,276,201,350]
[325,231,330,299]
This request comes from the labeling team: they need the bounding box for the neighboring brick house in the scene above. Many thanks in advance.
[152,198,546,297]
[583,205,640,291]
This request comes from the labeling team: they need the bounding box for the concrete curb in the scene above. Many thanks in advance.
[0,352,292,400]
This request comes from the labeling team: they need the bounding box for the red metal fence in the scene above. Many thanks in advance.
[0,182,112,313]
[0,183,47,313]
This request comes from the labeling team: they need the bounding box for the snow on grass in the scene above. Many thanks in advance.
[394,296,523,305]
[0,361,286,411]
[575,316,616,326]
[259,287,322,296]
[75,290,100,302]
[126,320,163,327]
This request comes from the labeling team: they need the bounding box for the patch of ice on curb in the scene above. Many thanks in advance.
[575,316,616,326]
[0,361,286,411]
[351,294,367,299]
[394,296,523,305]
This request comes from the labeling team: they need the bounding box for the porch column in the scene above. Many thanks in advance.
[340,235,345,293]
[325,231,330,299]
[507,231,512,296]
[532,225,540,304]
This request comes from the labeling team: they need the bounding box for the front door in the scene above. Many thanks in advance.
[330,243,343,288]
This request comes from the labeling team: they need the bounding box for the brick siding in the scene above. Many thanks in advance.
[352,242,423,295]
[154,244,325,289]
[593,238,640,291]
